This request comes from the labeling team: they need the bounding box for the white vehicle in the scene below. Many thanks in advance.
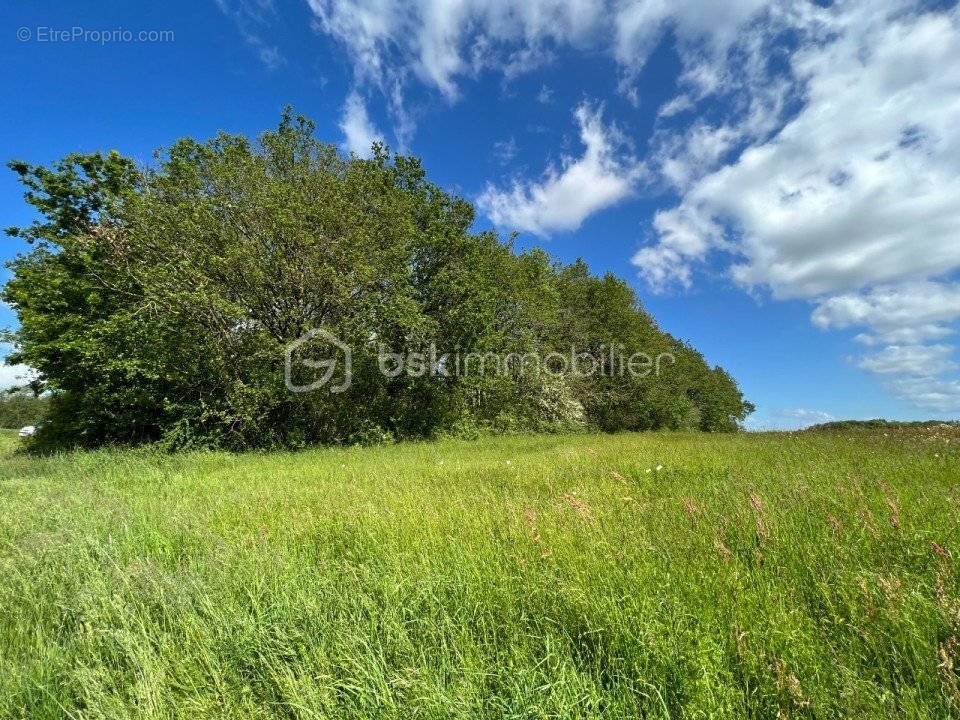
[18,425,37,438]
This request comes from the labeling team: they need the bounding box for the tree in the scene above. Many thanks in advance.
[4,110,752,450]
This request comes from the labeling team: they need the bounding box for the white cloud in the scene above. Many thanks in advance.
[339,92,385,158]
[307,0,606,100]
[634,206,723,289]
[308,0,775,98]
[776,408,834,429]
[0,364,36,391]
[492,137,517,165]
[636,3,960,298]
[858,344,957,377]
[781,408,833,422]
[812,282,960,340]
[887,376,960,413]
[306,0,776,142]
[657,122,742,190]
[657,94,694,118]
[255,45,284,71]
[811,282,960,410]
[215,0,285,70]
[478,103,645,235]
[855,326,955,347]
[632,1,960,413]
[746,407,835,431]
[613,0,769,71]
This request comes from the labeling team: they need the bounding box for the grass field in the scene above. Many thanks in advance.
[1,429,959,718]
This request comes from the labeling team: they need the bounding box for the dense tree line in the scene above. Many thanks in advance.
[3,111,752,450]
[806,420,959,432]
[0,390,48,429]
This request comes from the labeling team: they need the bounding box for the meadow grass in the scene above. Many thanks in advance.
[0,428,958,718]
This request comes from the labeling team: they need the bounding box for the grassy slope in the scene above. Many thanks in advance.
[0,429,958,719]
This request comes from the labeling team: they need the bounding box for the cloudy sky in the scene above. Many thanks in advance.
[2,0,959,428]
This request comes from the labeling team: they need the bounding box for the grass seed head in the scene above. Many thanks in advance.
[714,534,733,562]
[682,497,700,517]
[561,491,594,522]
[885,496,901,529]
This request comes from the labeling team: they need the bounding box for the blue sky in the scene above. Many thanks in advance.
[2,0,959,428]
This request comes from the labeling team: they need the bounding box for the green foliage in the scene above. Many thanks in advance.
[0,390,48,429]
[0,430,957,717]
[4,111,752,450]
[808,419,960,432]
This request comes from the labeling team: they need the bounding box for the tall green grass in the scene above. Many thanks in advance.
[1,429,958,718]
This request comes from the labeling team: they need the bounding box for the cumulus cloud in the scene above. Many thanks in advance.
[812,283,960,342]
[810,282,960,409]
[634,206,724,289]
[636,2,960,297]
[631,1,960,412]
[657,123,742,191]
[477,103,645,235]
[339,92,385,158]
[858,344,957,377]
[887,376,960,413]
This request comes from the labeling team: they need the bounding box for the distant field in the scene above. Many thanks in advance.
[1,429,958,718]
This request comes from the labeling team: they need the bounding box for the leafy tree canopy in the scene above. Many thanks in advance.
[4,110,752,450]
